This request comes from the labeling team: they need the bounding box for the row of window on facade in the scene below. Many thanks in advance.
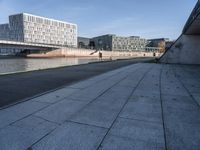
[23,37,76,45]
[24,30,75,37]
[113,38,146,42]
[113,42,146,45]
[24,33,75,40]
[25,22,75,32]
[25,15,76,29]
[24,27,75,34]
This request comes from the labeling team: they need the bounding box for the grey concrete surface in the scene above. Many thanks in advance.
[0,63,200,150]
[0,58,154,108]
[0,116,57,150]
[32,122,107,150]
[160,35,200,65]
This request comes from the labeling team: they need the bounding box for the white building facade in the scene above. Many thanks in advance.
[0,13,77,47]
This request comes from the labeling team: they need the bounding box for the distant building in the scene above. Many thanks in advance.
[91,34,148,51]
[78,37,91,49]
[147,38,171,53]
[0,13,77,47]
[165,41,174,49]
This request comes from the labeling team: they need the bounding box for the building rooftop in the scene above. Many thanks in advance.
[9,13,77,26]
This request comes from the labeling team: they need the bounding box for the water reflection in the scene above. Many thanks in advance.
[0,57,99,74]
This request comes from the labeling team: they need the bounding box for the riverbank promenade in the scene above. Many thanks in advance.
[0,63,200,150]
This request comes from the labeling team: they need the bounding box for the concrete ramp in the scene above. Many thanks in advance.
[160,1,200,65]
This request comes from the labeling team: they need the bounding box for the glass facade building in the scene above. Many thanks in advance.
[91,34,148,51]
[0,13,77,47]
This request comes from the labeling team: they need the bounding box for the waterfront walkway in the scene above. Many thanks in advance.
[0,58,153,108]
[0,63,200,150]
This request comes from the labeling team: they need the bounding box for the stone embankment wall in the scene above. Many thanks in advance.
[28,48,162,59]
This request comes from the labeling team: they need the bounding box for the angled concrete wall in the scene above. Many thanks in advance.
[160,35,200,65]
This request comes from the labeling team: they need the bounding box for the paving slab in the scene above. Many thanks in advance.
[98,86,133,101]
[0,101,48,129]
[193,94,200,106]
[163,104,200,124]
[69,66,149,128]
[31,121,107,150]
[0,116,56,150]
[99,135,165,150]
[119,100,162,124]
[165,121,200,150]
[68,76,127,102]
[32,87,80,104]
[162,94,198,111]
[69,99,123,128]
[161,65,200,150]
[161,85,189,96]
[34,99,88,124]
[108,118,165,145]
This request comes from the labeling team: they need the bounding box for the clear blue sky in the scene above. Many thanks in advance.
[0,0,197,40]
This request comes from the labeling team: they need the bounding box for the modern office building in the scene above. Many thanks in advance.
[78,37,91,49]
[0,13,77,47]
[147,38,171,52]
[91,34,148,51]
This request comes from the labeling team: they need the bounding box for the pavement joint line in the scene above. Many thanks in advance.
[65,120,109,130]
[32,115,61,126]
[3,102,53,129]
[173,65,200,109]
[96,65,154,150]
[159,64,168,150]
[27,125,58,150]
[118,116,162,125]
[27,65,145,150]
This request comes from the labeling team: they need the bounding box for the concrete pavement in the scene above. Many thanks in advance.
[0,63,200,150]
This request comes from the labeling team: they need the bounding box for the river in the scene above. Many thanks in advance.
[0,57,99,74]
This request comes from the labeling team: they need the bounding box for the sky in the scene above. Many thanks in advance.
[0,0,197,40]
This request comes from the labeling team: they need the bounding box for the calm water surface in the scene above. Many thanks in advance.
[0,57,99,74]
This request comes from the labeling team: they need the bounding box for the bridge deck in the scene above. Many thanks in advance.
[0,40,62,49]
[0,63,200,150]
